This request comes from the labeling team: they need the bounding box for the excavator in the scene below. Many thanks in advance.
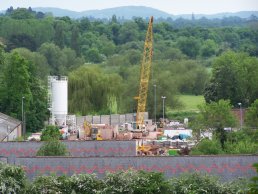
[134,16,154,131]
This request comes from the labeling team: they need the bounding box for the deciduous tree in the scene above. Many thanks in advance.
[194,100,237,148]
[0,52,32,119]
[245,99,258,128]
[204,51,258,107]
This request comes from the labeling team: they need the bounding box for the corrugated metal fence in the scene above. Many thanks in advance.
[76,112,149,126]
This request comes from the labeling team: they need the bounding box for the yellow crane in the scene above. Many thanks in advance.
[135,16,154,129]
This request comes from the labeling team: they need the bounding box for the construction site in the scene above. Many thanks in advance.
[0,14,257,184]
[21,16,195,156]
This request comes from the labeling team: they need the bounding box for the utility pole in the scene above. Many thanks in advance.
[238,102,242,130]
[153,84,156,124]
[161,96,166,122]
[22,96,25,140]
[109,110,111,126]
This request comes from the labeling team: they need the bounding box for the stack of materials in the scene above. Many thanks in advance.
[116,132,133,140]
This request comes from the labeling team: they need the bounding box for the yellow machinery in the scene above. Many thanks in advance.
[135,16,154,129]
[137,144,160,155]
[83,121,102,140]
[83,121,91,137]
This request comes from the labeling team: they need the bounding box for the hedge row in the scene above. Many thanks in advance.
[0,162,257,194]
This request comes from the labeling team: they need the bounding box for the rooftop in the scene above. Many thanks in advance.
[0,112,21,141]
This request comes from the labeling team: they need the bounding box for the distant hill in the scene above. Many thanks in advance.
[179,11,258,20]
[33,6,171,19]
[2,6,258,20]
[33,7,79,18]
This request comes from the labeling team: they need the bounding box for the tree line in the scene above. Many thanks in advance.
[0,7,258,132]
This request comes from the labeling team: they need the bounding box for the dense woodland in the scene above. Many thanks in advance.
[0,7,258,132]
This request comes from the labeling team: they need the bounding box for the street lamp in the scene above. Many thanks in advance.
[109,108,112,126]
[238,102,242,130]
[153,84,156,124]
[161,96,166,122]
[22,96,25,139]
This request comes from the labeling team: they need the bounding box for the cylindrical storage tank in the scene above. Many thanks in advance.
[51,77,68,125]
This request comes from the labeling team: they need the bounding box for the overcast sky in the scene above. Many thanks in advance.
[1,0,258,14]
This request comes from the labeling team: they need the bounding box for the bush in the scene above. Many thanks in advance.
[224,129,258,154]
[249,163,258,193]
[190,138,223,155]
[224,140,258,154]
[27,174,102,194]
[27,175,72,194]
[245,99,258,128]
[102,170,143,194]
[169,172,219,193]
[0,163,252,193]
[36,140,69,156]
[102,169,170,194]
[70,174,103,194]
[223,178,250,194]
[169,172,249,194]
[167,111,199,123]
[191,129,258,155]
[27,171,170,194]
[0,162,27,194]
[134,171,171,194]
[40,125,61,141]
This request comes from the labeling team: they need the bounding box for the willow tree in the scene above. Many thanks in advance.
[68,65,122,115]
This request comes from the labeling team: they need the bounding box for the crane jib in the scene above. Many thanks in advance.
[135,16,153,129]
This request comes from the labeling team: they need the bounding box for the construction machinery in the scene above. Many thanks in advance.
[83,121,103,140]
[135,16,154,130]
[137,144,160,155]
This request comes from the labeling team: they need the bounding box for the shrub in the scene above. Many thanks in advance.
[70,174,103,194]
[0,162,27,194]
[167,111,199,123]
[245,99,258,128]
[221,178,250,194]
[224,129,258,154]
[101,169,170,194]
[41,125,61,141]
[224,140,258,154]
[102,170,141,194]
[169,172,219,193]
[27,175,71,194]
[169,172,249,194]
[190,138,223,155]
[249,163,258,193]
[36,140,69,156]
[133,171,171,194]
[242,128,258,142]
[0,163,252,193]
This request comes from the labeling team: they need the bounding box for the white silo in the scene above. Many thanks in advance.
[48,76,68,126]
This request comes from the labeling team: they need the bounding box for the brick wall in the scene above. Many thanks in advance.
[16,155,257,181]
[0,141,137,164]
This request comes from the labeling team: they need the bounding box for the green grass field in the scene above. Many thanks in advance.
[176,95,205,111]
[166,95,205,121]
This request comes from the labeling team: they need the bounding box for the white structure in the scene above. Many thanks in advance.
[48,76,68,126]
[163,129,192,138]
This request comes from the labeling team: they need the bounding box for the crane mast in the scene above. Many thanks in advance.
[135,16,153,129]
